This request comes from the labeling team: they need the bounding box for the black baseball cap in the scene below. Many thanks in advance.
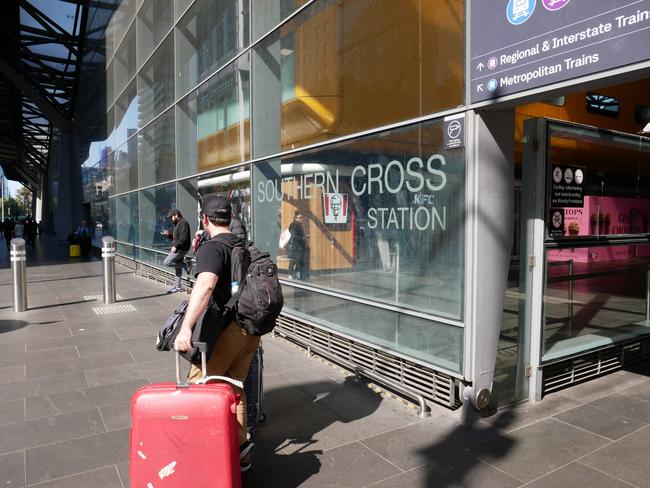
[201,196,231,218]
[166,208,181,218]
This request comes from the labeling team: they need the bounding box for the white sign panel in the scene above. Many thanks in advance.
[323,193,348,224]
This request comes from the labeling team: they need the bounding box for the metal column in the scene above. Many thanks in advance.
[10,238,27,312]
[102,236,116,304]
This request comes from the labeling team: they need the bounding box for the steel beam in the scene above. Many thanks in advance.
[0,59,70,131]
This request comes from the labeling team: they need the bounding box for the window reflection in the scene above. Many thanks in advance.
[113,23,136,99]
[139,183,175,251]
[176,55,250,176]
[197,168,251,240]
[252,0,464,158]
[175,0,249,97]
[547,124,650,239]
[253,117,465,319]
[117,193,139,245]
[136,0,174,68]
[138,108,175,187]
[543,243,650,361]
[138,34,175,127]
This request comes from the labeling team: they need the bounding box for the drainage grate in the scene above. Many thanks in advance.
[84,294,122,301]
[275,314,460,410]
[543,336,650,395]
[93,304,137,315]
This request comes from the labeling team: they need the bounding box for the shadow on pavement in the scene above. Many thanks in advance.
[0,319,28,333]
[417,408,517,487]
[244,377,383,487]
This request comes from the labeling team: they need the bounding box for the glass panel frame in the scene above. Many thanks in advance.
[138,183,176,251]
[136,0,174,70]
[138,33,175,127]
[138,107,176,187]
[175,0,250,98]
[253,117,465,319]
[176,54,250,177]
[251,0,464,159]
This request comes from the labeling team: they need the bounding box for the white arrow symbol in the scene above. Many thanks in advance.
[477,62,485,71]
[477,84,484,92]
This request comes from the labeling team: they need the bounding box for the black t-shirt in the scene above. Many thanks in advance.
[195,232,240,311]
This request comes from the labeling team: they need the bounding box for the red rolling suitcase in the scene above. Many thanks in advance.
[130,343,243,487]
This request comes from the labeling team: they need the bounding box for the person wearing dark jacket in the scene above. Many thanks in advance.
[287,211,309,280]
[162,209,191,293]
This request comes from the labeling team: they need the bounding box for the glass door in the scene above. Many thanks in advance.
[541,121,650,362]
[518,118,650,401]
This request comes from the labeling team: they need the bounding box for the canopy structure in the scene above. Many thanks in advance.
[0,0,89,190]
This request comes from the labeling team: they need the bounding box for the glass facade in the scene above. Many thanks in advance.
[84,0,466,372]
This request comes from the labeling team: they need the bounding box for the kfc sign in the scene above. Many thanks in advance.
[323,193,348,224]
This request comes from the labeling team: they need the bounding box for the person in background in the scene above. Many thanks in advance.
[76,220,92,259]
[14,219,25,239]
[287,211,310,280]
[25,218,37,248]
[162,209,191,293]
[3,219,14,249]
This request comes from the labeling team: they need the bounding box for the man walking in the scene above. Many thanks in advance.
[162,209,191,293]
[174,196,259,472]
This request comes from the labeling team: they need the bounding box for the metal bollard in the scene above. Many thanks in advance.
[101,236,117,304]
[10,238,27,312]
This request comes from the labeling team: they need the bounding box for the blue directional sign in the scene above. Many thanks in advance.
[471,0,650,103]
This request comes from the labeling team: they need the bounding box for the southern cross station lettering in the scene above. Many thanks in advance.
[257,155,449,232]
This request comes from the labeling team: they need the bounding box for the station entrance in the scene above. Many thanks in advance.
[492,77,650,405]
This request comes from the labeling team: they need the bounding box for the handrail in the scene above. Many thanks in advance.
[545,234,650,249]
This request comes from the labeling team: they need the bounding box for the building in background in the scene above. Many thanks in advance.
[7,0,648,413]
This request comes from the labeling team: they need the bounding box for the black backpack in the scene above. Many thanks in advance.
[156,299,188,352]
[156,297,227,364]
[213,236,284,336]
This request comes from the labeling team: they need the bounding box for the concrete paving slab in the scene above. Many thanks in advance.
[0,408,105,455]
[524,462,635,488]
[471,418,610,483]
[367,451,522,488]
[0,398,25,425]
[0,451,25,488]
[555,403,647,440]
[26,466,124,488]
[25,428,130,485]
[246,442,401,488]
[25,379,148,420]
[588,393,650,423]
[580,426,650,488]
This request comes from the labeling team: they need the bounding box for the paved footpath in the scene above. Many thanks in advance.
[2,235,650,487]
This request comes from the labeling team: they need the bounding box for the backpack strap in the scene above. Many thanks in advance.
[210,235,251,310]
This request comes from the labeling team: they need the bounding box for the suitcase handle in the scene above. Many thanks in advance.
[175,342,208,385]
[175,342,243,389]
[195,376,244,389]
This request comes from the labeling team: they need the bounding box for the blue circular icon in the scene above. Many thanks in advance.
[487,79,498,92]
[507,0,536,25]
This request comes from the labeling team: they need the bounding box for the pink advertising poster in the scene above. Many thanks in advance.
[549,196,650,263]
